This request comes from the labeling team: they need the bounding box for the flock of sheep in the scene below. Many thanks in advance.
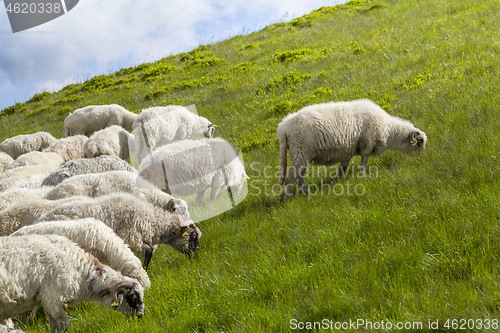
[0,98,426,332]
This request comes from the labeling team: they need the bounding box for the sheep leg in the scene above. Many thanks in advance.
[210,185,222,201]
[296,165,308,195]
[47,308,69,333]
[360,155,369,173]
[284,162,306,198]
[143,246,156,271]
[196,189,207,203]
[334,160,351,182]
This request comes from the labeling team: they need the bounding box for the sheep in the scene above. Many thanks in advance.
[131,105,216,164]
[10,218,150,288]
[0,234,145,332]
[0,196,92,235]
[44,170,190,220]
[64,104,137,137]
[35,193,201,270]
[83,125,133,161]
[277,99,427,196]
[43,135,88,162]
[8,151,65,169]
[139,138,249,203]
[0,174,48,192]
[0,193,200,269]
[0,187,52,211]
[0,164,57,181]
[0,132,56,159]
[0,153,13,173]
[41,155,137,187]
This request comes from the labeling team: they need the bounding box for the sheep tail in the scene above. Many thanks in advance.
[278,132,288,185]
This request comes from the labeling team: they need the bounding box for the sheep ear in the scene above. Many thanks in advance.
[111,282,134,309]
[112,293,123,310]
[410,131,419,146]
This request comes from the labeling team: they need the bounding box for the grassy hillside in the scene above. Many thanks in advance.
[2,0,500,331]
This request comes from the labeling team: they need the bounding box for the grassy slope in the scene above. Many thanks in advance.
[2,0,500,331]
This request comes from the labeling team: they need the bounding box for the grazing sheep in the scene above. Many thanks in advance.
[0,234,145,332]
[277,99,427,196]
[0,164,57,181]
[64,104,137,137]
[0,153,13,173]
[43,135,88,162]
[139,138,248,203]
[41,155,136,187]
[0,196,91,236]
[11,218,150,288]
[0,187,52,211]
[0,132,56,159]
[36,193,201,270]
[84,125,133,161]
[44,170,190,220]
[131,106,216,163]
[8,151,65,169]
[0,174,47,192]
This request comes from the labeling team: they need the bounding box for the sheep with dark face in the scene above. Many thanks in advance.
[0,234,144,333]
[11,218,150,288]
[277,99,427,196]
[14,193,201,270]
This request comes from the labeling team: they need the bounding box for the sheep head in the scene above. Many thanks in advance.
[165,198,191,220]
[111,281,145,318]
[164,221,201,256]
[409,129,427,151]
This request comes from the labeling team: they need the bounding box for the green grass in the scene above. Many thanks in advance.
[2,0,500,331]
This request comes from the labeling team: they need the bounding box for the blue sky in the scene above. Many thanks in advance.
[0,0,346,111]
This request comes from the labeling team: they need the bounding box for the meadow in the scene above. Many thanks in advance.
[1,0,500,331]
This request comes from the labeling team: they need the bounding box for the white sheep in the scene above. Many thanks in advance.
[0,174,47,192]
[0,193,201,269]
[0,187,52,211]
[139,138,249,203]
[8,151,65,169]
[44,170,190,220]
[0,164,57,181]
[0,153,13,173]
[43,135,88,162]
[64,104,137,137]
[83,125,133,161]
[277,99,427,196]
[0,132,56,159]
[0,196,91,235]
[0,234,145,332]
[131,106,216,164]
[11,218,150,288]
[41,155,137,187]
[35,193,201,269]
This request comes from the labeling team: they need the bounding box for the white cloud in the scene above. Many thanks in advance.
[0,0,346,110]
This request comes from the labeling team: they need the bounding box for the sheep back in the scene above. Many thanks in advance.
[0,132,56,159]
[43,135,88,162]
